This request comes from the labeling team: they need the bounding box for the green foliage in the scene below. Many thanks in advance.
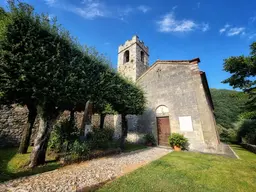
[210,88,250,143]
[70,140,90,156]
[0,1,146,166]
[237,120,256,144]
[210,89,248,129]
[143,133,156,145]
[217,124,238,143]
[48,119,78,152]
[222,41,256,121]
[87,127,115,149]
[168,133,189,149]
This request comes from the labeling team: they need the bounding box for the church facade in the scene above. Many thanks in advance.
[113,35,222,153]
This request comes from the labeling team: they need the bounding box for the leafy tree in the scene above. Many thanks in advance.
[0,1,146,166]
[210,89,248,129]
[0,1,93,167]
[0,2,38,154]
[222,42,256,119]
[109,76,146,150]
[237,120,256,144]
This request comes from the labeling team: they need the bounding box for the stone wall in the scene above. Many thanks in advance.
[117,35,149,82]
[0,105,38,148]
[136,61,220,153]
[0,105,85,148]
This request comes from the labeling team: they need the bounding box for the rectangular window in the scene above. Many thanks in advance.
[179,116,193,132]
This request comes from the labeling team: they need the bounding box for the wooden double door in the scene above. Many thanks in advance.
[157,117,170,146]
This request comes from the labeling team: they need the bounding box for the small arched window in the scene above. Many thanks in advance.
[141,51,144,63]
[124,50,130,63]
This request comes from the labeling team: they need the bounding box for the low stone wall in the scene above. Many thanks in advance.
[0,105,84,148]
[0,105,145,148]
[241,143,256,154]
[126,132,145,144]
[0,105,38,148]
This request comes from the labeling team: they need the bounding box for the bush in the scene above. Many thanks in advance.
[48,118,79,152]
[217,124,238,143]
[237,120,256,145]
[240,143,256,154]
[70,140,90,156]
[168,133,189,150]
[86,127,114,149]
[143,133,156,145]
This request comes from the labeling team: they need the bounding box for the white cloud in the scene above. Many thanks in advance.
[137,5,151,13]
[250,16,256,23]
[72,1,107,19]
[227,27,245,36]
[202,23,209,32]
[157,12,208,33]
[220,24,245,37]
[44,0,57,6]
[157,12,196,32]
[219,24,230,34]
[249,33,256,39]
[44,0,108,19]
[44,0,149,20]
[172,6,178,11]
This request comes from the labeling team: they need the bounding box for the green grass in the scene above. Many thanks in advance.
[0,147,60,182]
[123,142,148,153]
[98,145,256,192]
[0,143,146,182]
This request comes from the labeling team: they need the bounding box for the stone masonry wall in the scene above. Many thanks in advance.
[118,35,149,82]
[0,105,38,148]
[136,62,220,153]
[0,105,85,148]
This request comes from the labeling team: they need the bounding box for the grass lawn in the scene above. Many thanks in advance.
[123,142,147,153]
[0,147,60,182]
[98,145,256,192]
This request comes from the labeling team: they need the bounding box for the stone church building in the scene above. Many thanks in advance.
[114,35,221,153]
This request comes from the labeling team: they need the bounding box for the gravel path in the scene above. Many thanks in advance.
[0,147,170,192]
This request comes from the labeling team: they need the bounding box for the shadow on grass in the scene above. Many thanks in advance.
[123,143,147,153]
[0,147,60,183]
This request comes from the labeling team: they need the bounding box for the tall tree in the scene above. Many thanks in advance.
[222,42,256,118]
[0,2,38,154]
[0,1,92,166]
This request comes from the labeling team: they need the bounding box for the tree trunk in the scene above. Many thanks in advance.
[18,104,37,154]
[100,114,106,129]
[120,114,128,150]
[29,111,59,168]
[69,109,75,128]
[80,100,90,135]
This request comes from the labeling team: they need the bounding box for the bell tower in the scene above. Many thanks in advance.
[117,35,149,82]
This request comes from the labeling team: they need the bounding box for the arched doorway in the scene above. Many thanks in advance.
[156,105,170,146]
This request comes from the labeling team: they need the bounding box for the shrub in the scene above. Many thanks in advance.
[237,120,256,145]
[143,133,156,145]
[168,133,189,150]
[87,127,114,149]
[217,124,238,143]
[70,140,90,156]
[48,118,79,152]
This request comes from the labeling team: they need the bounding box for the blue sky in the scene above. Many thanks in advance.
[1,0,256,89]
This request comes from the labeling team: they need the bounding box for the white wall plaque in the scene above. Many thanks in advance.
[179,116,193,132]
